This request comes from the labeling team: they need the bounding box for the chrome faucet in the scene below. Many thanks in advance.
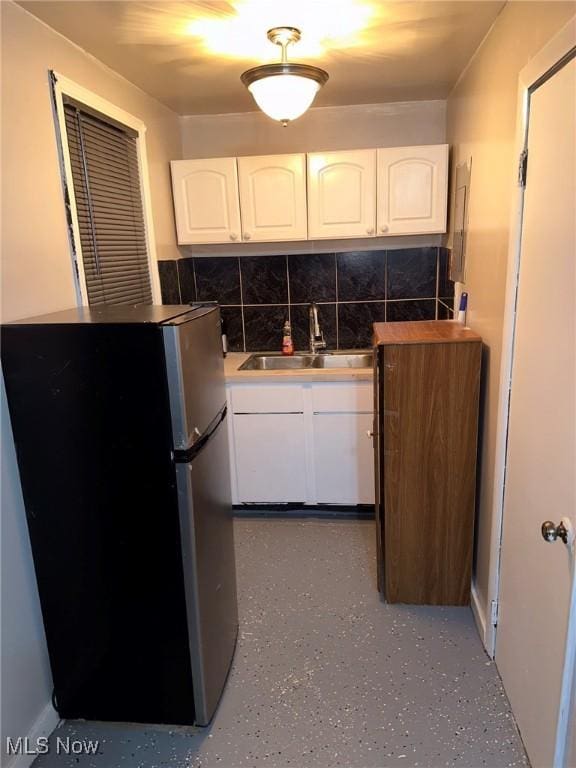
[309,303,326,353]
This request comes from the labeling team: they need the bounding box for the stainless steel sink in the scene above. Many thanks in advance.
[239,352,373,371]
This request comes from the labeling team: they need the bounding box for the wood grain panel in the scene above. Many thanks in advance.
[382,340,481,605]
[373,320,481,346]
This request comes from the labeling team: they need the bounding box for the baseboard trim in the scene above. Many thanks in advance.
[3,702,60,768]
[233,504,375,520]
[471,582,488,651]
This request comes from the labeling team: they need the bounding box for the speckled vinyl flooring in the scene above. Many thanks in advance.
[33,519,528,768]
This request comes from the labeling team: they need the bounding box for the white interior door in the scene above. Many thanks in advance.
[495,54,575,768]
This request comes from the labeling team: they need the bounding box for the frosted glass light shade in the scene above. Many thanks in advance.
[248,75,320,123]
[241,62,329,125]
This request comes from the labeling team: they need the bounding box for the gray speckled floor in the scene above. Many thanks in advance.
[33,519,528,768]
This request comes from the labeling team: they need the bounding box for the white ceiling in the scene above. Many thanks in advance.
[18,0,506,115]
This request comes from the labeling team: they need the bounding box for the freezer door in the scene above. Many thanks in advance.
[176,414,238,725]
[163,308,226,450]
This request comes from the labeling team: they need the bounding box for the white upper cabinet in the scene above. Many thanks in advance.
[307,149,377,239]
[170,158,241,244]
[170,145,449,244]
[376,145,449,235]
[237,154,307,242]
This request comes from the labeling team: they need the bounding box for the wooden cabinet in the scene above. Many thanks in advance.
[376,145,448,235]
[170,158,241,244]
[373,321,482,605]
[307,150,377,239]
[237,154,307,242]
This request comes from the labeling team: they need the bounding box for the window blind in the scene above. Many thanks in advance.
[64,100,153,305]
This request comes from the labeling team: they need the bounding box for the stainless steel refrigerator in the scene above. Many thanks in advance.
[1,304,238,726]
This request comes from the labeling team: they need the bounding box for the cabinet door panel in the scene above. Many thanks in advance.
[238,154,307,242]
[233,414,306,503]
[311,382,372,413]
[230,385,303,414]
[307,150,376,239]
[313,413,375,504]
[170,158,241,244]
[377,145,448,235]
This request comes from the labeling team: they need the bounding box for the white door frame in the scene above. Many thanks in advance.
[50,71,162,306]
[486,14,576,765]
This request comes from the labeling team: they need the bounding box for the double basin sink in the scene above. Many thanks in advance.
[239,351,373,371]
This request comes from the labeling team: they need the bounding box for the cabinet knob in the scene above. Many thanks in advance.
[366,429,374,438]
[229,232,238,241]
[243,232,252,241]
[380,224,389,233]
[366,227,375,236]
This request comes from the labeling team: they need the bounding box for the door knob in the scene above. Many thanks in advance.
[366,429,374,438]
[541,519,573,544]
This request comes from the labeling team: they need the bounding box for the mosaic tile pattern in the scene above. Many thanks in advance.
[158,248,455,352]
[33,519,527,768]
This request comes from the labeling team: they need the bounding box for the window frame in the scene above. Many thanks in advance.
[50,71,161,306]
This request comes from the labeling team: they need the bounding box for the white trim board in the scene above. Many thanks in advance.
[50,71,162,306]
[470,583,487,646]
[486,14,576,767]
[3,703,60,768]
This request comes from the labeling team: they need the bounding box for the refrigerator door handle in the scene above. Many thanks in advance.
[174,406,227,463]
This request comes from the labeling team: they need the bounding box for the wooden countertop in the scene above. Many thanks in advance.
[224,352,373,383]
[373,320,482,346]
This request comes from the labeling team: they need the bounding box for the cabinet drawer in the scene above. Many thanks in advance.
[230,385,303,414]
[311,383,373,413]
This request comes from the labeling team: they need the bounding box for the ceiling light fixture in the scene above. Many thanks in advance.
[241,27,329,126]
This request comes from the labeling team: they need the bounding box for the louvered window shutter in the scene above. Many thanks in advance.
[63,100,152,305]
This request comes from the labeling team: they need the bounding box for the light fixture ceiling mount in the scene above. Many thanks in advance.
[241,26,329,126]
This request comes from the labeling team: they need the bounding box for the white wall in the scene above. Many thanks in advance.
[181,100,446,159]
[446,0,576,628]
[0,4,182,762]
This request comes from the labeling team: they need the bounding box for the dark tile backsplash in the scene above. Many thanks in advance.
[387,248,437,299]
[177,258,195,304]
[158,260,180,304]
[243,305,287,351]
[194,256,240,304]
[158,247,454,352]
[337,251,386,302]
[338,302,387,349]
[386,299,436,323]
[241,255,288,305]
[288,253,336,303]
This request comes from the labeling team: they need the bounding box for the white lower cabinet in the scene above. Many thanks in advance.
[233,414,307,503]
[227,381,374,505]
[313,413,374,504]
